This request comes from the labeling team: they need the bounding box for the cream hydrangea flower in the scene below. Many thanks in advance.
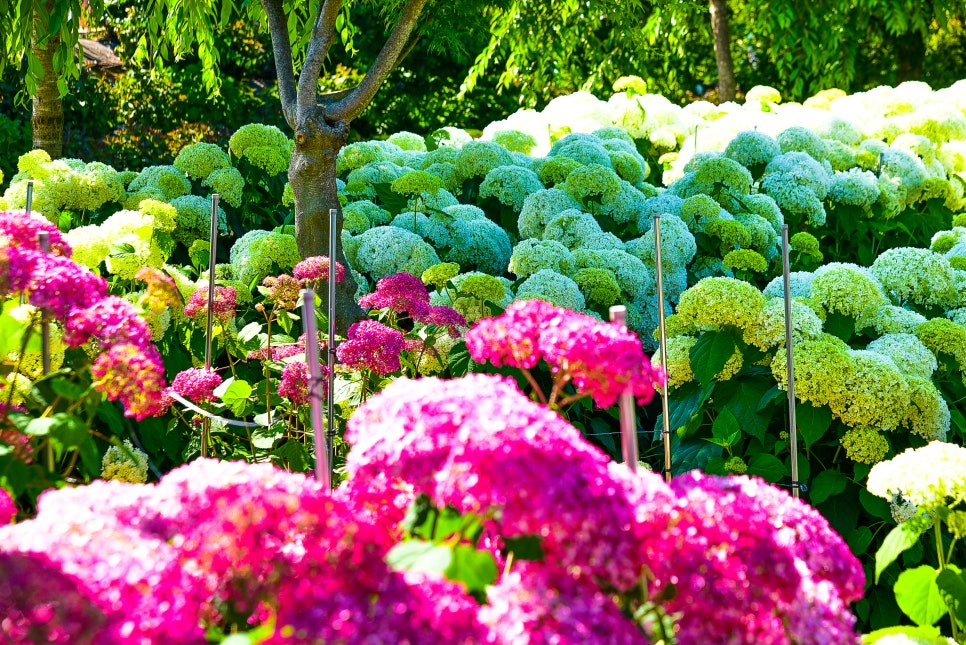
[867,441,966,511]
[101,440,150,484]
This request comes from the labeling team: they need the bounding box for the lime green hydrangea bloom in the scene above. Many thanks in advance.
[680,194,722,229]
[771,333,852,409]
[17,149,51,175]
[837,350,910,431]
[338,141,390,174]
[244,146,290,176]
[459,274,507,304]
[515,269,585,311]
[490,130,537,155]
[743,297,824,351]
[902,376,950,441]
[137,199,177,233]
[572,248,652,302]
[676,277,766,332]
[549,133,614,169]
[169,195,228,248]
[840,426,889,465]
[229,123,291,158]
[810,263,888,317]
[866,333,937,379]
[509,238,576,278]
[387,131,427,152]
[479,166,544,211]
[870,247,956,307]
[517,188,583,239]
[722,249,767,274]
[391,170,445,196]
[542,209,602,251]
[344,161,406,199]
[562,163,623,205]
[421,262,461,289]
[916,318,966,368]
[867,441,966,511]
[344,199,391,229]
[230,229,293,287]
[790,232,823,263]
[64,224,111,271]
[0,373,34,406]
[777,126,829,162]
[692,155,754,195]
[421,161,462,193]
[416,333,460,375]
[455,141,514,180]
[574,267,621,307]
[856,304,927,335]
[202,167,245,208]
[825,140,858,172]
[67,162,125,211]
[127,165,191,200]
[537,156,582,186]
[723,456,749,474]
[101,440,149,484]
[173,142,231,180]
[724,131,781,174]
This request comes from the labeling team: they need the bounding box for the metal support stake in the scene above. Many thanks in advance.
[326,208,338,489]
[653,215,672,483]
[37,231,51,375]
[609,305,637,473]
[302,287,331,491]
[201,194,219,458]
[20,182,34,306]
[781,225,801,499]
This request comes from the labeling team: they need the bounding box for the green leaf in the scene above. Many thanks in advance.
[711,408,740,442]
[824,312,855,342]
[48,376,90,401]
[746,453,787,483]
[689,330,737,387]
[109,241,137,257]
[237,321,262,344]
[717,377,775,444]
[386,540,452,574]
[24,417,57,437]
[47,413,89,452]
[894,565,947,627]
[216,379,253,416]
[502,535,545,562]
[876,521,927,584]
[446,544,498,601]
[372,182,410,216]
[809,469,847,505]
[862,626,948,645]
[795,402,832,448]
[661,381,713,433]
[273,440,309,472]
[936,566,966,627]
[846,526,873,558]
[671,437,722,475]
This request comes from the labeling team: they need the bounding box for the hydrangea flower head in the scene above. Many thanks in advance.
[101,440,150,483]
[509,238,576,279]
[91,343,167,419]
[126,165,191,200]
[173,142,231,180]
[201,167,245,208]
[867,441,966,511]
[479,165,544,211]
[293,255,346,287]
[515,269,586,312]
[359,271,431,317]
[352,226,441,281]
[839,426,889,465]
[336,320,407,374]
[169,368,223,404]
[810,263,888,317]
[455,140,514,180]
[518,187,583,239]
[724,130,781,171]
[870,247,956,307]
[676,277,766,331]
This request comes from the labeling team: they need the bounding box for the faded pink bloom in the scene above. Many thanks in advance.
[359,272,431,317]
[183,285,237,321]
[293,255,345,285]
[91,343,168,420]
[169,368,223,404]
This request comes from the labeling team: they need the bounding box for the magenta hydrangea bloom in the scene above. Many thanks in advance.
[20,252,107,319]
[416,304,467,338]
[91,343,168,419]
[336,319,407,374]
[358,271,431,317]
[169,368,223,404]
[479,563,650,645]
[343,374,673,591]
[0,487,15,524]
[62,296,153,350]
[277,361,329,406]
[183,285,237,321]
[467,299,661,407]
[0,210,72,257]
[293,255,345,285]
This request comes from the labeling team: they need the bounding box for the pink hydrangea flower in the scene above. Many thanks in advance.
[359,272,431,317]
[91,343,168,420]
[293,255,345,285]
[0,487,15,525]
[0,210,72,257]
[20,252,107,319]
[336,320,406,374]
[63,296,153,350]
[183,285,237,321]
[415,304,467,338]
[277,361,329,406]
[169,368,223,404]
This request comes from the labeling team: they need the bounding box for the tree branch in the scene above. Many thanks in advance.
[261,0,298,128]
[297,0,343,118]
[327,0,428,123]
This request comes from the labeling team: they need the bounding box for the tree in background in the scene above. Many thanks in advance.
[0,0,106,158]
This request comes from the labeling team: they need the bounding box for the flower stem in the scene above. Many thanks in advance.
[520,369,547,405]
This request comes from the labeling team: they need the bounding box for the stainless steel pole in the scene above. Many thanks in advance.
[781,225,801,499]
[653,215,672,483]
[609,305,637,473]
[302,287,331,490]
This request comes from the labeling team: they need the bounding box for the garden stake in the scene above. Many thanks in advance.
[781,225,802,499]
[37,231,51,375]
[654,215,672,483]
[20,182,33,305]
[327,208,338,489]
[609,305,638,473]
[202,194,220,458]
[302,287,331,491]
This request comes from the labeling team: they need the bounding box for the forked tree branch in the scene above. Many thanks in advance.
[261,0,298,128]
[327,0,428,122]
[297,0,343,118]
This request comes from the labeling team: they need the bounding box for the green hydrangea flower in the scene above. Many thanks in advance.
[658,335,696,389]
[574,267,621,307]
[810,263,888,318]
[743,297,824,351]
[518,188,583,239]
[421,262,461,289]
[101,440,150,483]
[170,195,228,248]
[243,146,290,176]
[127,165,191,200]
[771,333,852,409]
[105,234,166,280]
[676,277,766,331]
[136,199,177,233]
[549,133,614,168]
[509,238,576,278]
[455,140,514,180]
[866,333,937,380]
[515,268,586,311]
[790,232,823,263]
[173,142,231,180]
[229,123,292,158]
[870,247,956,307]
[542,209,602,250]
[724,131,781,172]
[338,141,389,174]
[387,131,427,152]
[573,248,653,302]
[202,167,245,208]
[421,161,462,192]
[916,318,966,368]
[490,130,537,154]
[777,126,829,162]
[64,224,110,271]
[930,231,959,254]
[723,249,767,274]
[17,149,51,175]
[705,218,752,250]
[563,163,622,204]
[723,456,749,474]
[537,156,582,186]
[345,161,406,199]
[391,170,446,196]
[840,426,889,465]
[692,155,754,195]
[479,166,544,211]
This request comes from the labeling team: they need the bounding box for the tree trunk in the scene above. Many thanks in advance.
[709,0,737,102]
[289,111,365,333]
[31,17,64,158]
[895,28,925,83]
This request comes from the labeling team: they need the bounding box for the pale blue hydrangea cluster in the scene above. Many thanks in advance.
[626,214,696,303]
[763,271,815,299]
[440,216,512,276]
[542,209,603,250]
[390,211,470,250]
[548,133,614,168]
[478,166,545,211]
[517,188,583,239]
[828,167,881,209]
[342,200,391,234]
[777,126,830,162]
[344,161,406,199]
[169,195,228,248]
[724,131,781,174]
[515,268,586,311]
[866,333,938,380]
[870,247,957,307]
[508,239,576,278]
[759,152,830,226]
[347,225,441,281]
[127,165,192,201]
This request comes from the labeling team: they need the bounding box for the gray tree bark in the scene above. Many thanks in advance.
[31,13,63,158]
[709,0,737,102]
